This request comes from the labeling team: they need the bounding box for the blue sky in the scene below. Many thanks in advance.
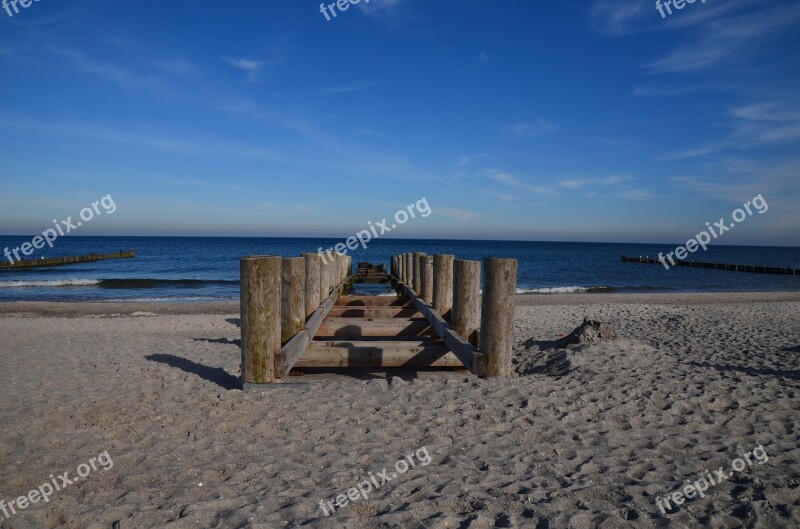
[0,0,798,245]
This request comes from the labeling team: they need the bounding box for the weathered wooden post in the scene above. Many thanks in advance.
[319,255,330,300]
[303,253,321,319]
[405,253,414,287]
[240,255,281,385]
[420,255,433,303]
[400,254,406,282]
[480,258,518,377]
[433,254,454,319]
[413,252,425,292]
[452,259,481,346]
[281,257,305,346]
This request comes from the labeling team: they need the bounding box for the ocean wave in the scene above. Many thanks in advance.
[0,278,238,289]
[0,279,101,288]
[101,296,236,302]
[516,286,614,294]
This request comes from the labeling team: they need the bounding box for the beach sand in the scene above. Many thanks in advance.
[0,292,798,528]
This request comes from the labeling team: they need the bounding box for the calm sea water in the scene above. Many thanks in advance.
[0,236,799,302]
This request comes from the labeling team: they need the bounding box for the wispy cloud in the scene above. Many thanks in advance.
[321,81,378,94]
[488,169,557,195]
[477,51,491,63]
[47,48,165,91]
[559,175,628,189]
[508,119,556,137]
[438,208,480,221]
[645,3,800,73]
[222,56,265,80]
[358,128,384,139]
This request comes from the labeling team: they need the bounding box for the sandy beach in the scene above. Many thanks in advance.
[0,292,797,528]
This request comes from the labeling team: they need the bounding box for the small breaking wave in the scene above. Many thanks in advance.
[0,279,102,288]
[516,286,615,294]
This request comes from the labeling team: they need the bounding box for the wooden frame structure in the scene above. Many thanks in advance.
[240,251,518,388]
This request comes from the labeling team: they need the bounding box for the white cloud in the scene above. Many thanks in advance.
[488,169,557,195]
[508,119,556,137]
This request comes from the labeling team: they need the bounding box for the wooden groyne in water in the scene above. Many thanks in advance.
[621,255,799,275]
[1,249,135,270]
[239,251,518,387]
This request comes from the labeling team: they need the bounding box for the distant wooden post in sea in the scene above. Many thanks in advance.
[621,255,799,275]
[0,249,135,270]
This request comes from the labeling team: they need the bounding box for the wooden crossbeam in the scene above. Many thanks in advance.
[274,283,342,378]
[397,282,485,376]
[296,340,462,368]
[317,317,433,338]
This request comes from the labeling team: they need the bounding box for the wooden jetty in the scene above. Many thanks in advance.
[621,255,799,275]
[240,251,518,387]
[1,249,135,270]
[353,261,388,283]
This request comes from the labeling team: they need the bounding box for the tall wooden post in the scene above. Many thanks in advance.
[420,255,434,303]
[281,257,305,346]
[413,252,425,292]
[302,253,321,319]
[240,255,281,385]
[433,254,454,319]
[405,253,414,287]
[319,254,330,301]
[452,259,481,346]
[480,258,518,377]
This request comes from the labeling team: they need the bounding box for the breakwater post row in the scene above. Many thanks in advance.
[240,252,353,386]
[0,249,135,269]
[390,253,518,377]
[621,255,800,275]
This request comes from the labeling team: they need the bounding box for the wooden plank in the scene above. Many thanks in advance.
[317,317,433,337]
[275,283,342,378]
[336,296,408,307]
[297,341,462,367]
[328,307,420,318]
[398,282,485,376]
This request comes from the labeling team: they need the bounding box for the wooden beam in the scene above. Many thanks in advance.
[317,317,433,337]
[275,283,342,378]
[328,307,421,318]
[297,340,462,367]
[336,296,407,307]
[398,282,485,376]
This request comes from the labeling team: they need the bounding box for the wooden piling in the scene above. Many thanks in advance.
[480,258,518,377]
[420,255,434,303]
[406,253,414,287]
[413,252,425,292]
[240,255,281,385]
[319,255,330,301]
[433,254,454,319]
[302,253,321,319]
[281,257,305,346]
[452,259,481,346]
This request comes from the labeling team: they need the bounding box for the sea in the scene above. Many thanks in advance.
[0,236,799,302]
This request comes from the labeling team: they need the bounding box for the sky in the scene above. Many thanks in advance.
[0,0,798,245]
